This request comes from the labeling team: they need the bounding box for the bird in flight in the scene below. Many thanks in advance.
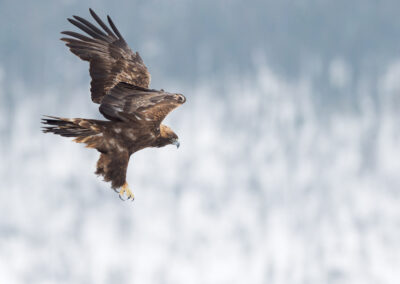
[42,9,186,201]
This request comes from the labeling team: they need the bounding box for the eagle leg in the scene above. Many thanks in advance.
[118,182,135,201]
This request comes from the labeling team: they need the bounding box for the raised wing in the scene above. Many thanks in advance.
[99,82,186,125]
[61,8,151,104]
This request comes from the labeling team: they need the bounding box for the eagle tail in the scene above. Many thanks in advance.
[41,116,104,149]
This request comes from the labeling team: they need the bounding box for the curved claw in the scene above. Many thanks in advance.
[118,182,134,202]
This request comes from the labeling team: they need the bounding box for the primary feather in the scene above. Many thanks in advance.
[61,8,151,103]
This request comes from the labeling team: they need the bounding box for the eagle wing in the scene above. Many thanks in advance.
[61,9,151,104]
[99,82,186,125]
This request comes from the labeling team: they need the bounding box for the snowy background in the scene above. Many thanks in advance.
[1,1,400,283]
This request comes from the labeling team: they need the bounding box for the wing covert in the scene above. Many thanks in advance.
[99,83,186,125]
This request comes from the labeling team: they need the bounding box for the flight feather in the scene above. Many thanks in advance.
[60,8,151,103]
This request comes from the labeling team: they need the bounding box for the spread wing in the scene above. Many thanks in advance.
[99,82,186,125]
[61,8,151,104]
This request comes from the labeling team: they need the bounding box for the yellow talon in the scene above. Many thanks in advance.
[119,182,135,201]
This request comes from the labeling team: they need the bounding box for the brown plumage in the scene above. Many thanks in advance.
[42,9,186,200]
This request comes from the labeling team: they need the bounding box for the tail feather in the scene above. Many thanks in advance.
[42,116,104,149]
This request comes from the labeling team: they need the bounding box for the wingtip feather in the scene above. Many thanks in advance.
[107,15,123,40]
[89,8,115,37]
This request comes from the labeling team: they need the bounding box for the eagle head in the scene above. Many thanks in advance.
[159,125,180,148]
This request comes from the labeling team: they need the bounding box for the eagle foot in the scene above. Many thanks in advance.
[119,182,135,201]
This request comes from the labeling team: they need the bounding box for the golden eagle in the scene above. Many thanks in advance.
[42,9,186,201]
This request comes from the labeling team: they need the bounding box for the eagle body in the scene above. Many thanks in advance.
[42,9,185,200]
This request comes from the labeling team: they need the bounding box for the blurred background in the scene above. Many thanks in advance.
[1,0,400,283]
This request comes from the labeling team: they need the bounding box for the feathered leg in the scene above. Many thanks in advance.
[95,152,134,200]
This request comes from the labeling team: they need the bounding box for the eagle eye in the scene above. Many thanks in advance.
[176,94,185,103]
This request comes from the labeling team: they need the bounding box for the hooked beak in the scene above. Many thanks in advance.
[172,139,180,148]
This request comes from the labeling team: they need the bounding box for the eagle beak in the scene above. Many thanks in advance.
[172,139,180,148]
